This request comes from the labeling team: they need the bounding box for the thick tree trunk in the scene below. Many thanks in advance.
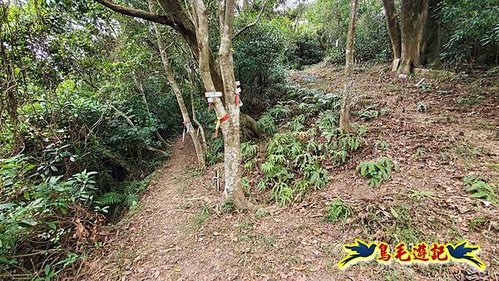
[149,0,205,169]
[345,0,358,75]
[398,0,429,74]
[381,0,402,71]
[421,0,441,67]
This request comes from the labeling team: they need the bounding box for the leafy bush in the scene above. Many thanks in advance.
[0,158,103,276]
[257,114,278,136]
[357,157,394,186]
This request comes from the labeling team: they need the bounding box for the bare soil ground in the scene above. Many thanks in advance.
[75,64,498,281]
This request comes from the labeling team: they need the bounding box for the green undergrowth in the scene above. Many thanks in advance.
[357,157,394,186]
[250,85,368,205]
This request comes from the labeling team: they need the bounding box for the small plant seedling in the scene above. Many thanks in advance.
[222,199,235,213]
[417,82,432,92]
[357,157,394,186]
[375,140,389,151]
[463,174,496,204]
[417,101,427,112]
[455,95,484,107]
[325,197,352,222]
[191,204,211,228]
[414,146,425,158]
[410,189,435,200]
[359,109,380,121]
[469,216,487,231]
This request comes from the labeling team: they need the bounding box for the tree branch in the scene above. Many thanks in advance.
[95,0,175,26]
[233,0,268,39]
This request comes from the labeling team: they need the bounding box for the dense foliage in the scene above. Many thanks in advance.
[440,0,499,66]
[306,0,390,64]
[1,0,497,278]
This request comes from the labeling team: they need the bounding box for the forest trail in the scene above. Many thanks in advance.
[77,64,498,281]
[77,137,210,280]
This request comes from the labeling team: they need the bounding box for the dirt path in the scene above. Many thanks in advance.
[78,137,210,280]
[77,64,498,281]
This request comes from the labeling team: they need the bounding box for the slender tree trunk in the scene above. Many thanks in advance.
[340,0,357,133]
[381,0,402,71]
[194,0,249,209]
[398,0,429,74]
[133,74,170,148]
[149,0,205,169]
[345,0,358,75]
[339,81,353,133]
[187,69,208,152]
[218,0,247,209]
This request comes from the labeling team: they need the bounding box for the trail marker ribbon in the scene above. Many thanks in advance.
[214,113,229,138]
[235,81,242,107]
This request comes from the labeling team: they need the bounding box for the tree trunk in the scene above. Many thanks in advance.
[339,81,353,133]
[98,0,249,209]
[187,70,208,153]
[218,0,248,209]
[398,0,429,74]
[345,0,358,75]
[381,0,402,71]
[194,0,249,210]
[149,0,205,169]
[421,0,441,67]
[341,0,357,133]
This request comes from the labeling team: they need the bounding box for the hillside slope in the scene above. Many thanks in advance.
[77,64,498,281]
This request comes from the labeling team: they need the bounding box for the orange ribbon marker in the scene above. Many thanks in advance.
[214,114,229,138]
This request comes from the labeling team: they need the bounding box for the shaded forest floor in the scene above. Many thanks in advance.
[76,64,498,281]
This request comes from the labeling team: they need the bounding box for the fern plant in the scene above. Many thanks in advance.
[260,130,331,205]
[463,174,497,203]
[257,114,277,135]
[316,110,338,136]
[287,114,306,132]
[325,197,352,222]
[272,182,294,206]
[358,104,380,121]
[302,163,328,189]
[95,191,123,206]
[327,128,365,166]
[241,141,258,160]
[357,157,394,186]
[266,132,303,159]
[268,104,291,120]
